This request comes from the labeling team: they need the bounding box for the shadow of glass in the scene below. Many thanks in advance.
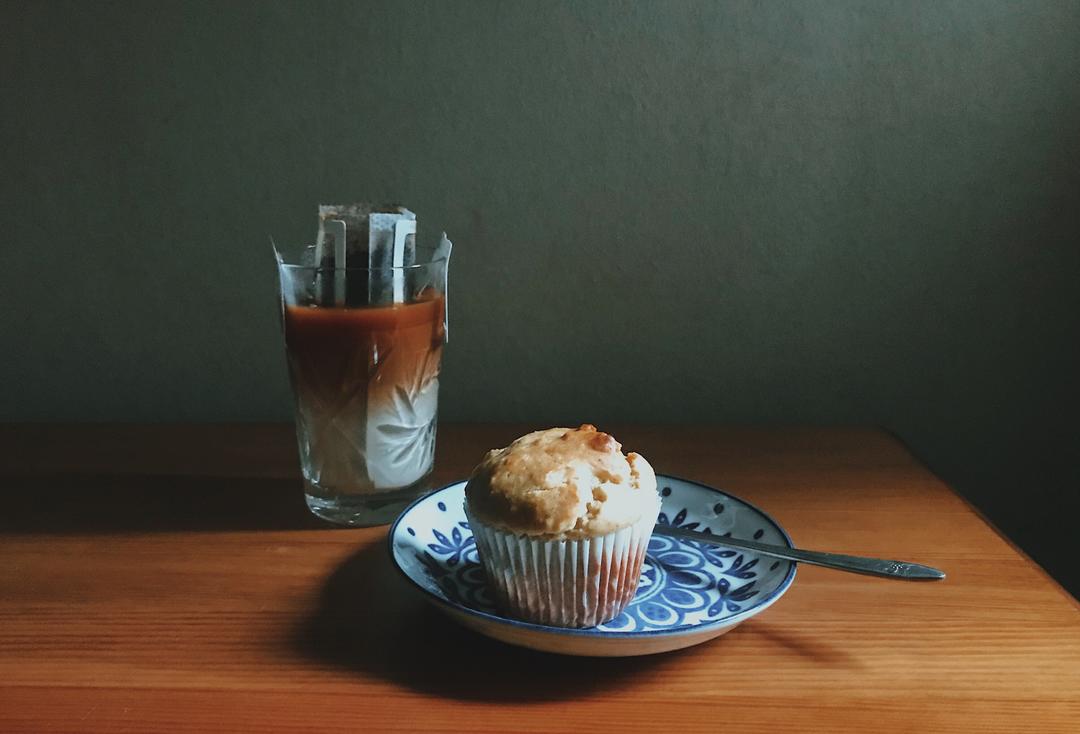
[0,473,328,533]
[293,542,691,702]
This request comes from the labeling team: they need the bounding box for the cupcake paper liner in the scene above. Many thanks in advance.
[466,509,658,628]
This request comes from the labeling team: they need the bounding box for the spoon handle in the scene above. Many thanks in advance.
[654,524,946,581]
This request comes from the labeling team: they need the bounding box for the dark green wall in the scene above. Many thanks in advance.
[2,1,1078,593]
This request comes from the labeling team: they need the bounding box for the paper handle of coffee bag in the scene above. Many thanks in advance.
[392,219,416,303]
[325,219,348,307]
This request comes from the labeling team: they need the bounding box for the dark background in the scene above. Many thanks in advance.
[2,1,1077,595]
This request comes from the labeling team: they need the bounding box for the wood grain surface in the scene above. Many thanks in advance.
[0,424,1076,733]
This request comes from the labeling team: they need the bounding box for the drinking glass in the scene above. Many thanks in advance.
[276,245,448,526]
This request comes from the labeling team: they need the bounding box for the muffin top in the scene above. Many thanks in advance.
[464,424,659,538]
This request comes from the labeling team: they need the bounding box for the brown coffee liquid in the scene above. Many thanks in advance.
[285,296,444,400]
[284,296,445,491]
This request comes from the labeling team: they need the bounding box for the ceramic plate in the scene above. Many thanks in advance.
[389,475,797,656]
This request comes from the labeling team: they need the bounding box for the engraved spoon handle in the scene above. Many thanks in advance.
[654,524,946,581]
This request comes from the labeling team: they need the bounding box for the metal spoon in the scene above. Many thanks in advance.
[654,524,946,581]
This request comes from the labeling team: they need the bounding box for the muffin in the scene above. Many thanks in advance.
[464,424,660,627]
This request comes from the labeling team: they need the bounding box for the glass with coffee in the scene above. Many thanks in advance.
[276,230,450,526]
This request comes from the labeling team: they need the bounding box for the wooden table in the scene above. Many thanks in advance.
[1,424,1076,732]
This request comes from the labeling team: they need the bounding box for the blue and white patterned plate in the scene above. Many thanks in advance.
[389,475,797,656]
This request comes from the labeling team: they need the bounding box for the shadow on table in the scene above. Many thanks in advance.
[0,473,327,533]
[747,621,861,667]
[294,542,704,702]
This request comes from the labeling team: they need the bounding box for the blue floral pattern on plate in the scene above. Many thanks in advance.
[391,475,797,653]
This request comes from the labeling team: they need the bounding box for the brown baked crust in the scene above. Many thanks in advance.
[464,425,658,537]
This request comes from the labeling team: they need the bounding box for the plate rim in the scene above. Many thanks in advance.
[388,473,798,639]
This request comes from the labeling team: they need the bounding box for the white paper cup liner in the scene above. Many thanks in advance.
[466,508,658,628]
